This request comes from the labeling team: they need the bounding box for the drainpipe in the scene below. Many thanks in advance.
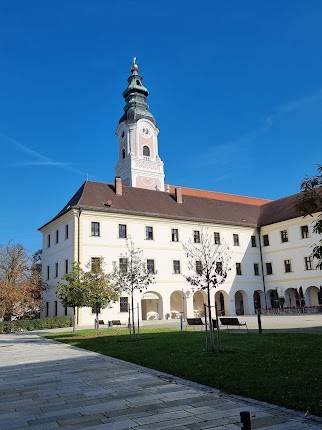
[257,227,268,310]
[76,207,82,325]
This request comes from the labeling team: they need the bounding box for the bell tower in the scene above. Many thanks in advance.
[115,58,165,191]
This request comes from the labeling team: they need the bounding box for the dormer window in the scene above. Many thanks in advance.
[122,148,126,159]
[121,131,125,138]
[143,145,150,158]
[136,80,141,86]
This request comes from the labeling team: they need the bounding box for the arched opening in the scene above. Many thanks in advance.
[215,290,229,316]
[253,290,264,312]
[284,288,300,308]
[170,291,186,319]
[305,286,321,307]
[122,148,126,159]
[235,290,248,315]
[266,289,280,309]
[141,291,163,320]
[193,290,206,317]
[143,145,150,158]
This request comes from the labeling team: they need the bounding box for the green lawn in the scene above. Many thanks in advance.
[45,328,322,416]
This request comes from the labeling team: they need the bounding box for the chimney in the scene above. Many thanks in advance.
[175,187,183,204]
[115,177,122,196]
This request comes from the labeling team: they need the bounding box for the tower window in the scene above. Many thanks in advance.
[122,148,126,159]
[136,80,141,86]
[143,146,150,158]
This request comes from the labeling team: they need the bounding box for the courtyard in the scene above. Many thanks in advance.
[0,332,322,430]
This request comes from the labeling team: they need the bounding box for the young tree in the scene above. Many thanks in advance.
[83,258,120,333]
[0,243,43,321]
[110,240,155,335]
[56,262,87,332]
[297,165,322,269]
[183,228,231,351]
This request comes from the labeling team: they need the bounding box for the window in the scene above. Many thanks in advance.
[46,302,49,317]
[91,257,101,271]
[280,230,288,243]
[91,307,101,314]
[147,259,155,274]
[216,261,223,275]
[171,228,179,242]
[119,257,128,273]
[251,235,257,247]
[233,234,240,246]
[301,225,309,239]
[91,222,100,237]
[119,224,127,239]
[214,232,221,245]
[236,262,242,275]
[195,260,203,275]
[122,148,126,159]
[54,301,58,317]
[193,230,200,243]
[266,262,273,275]
[120,297,128,312]
[305,256,314,271]
[65,224,69,240]
[263,234,269,246]
[55,262,59,278]
[143,145,150,158]
[173,260,181,274]
[65,259,69,274]
[55,229,59,244]
[146,226,154,240]
[254,263,259,276]
[284,259,292,273]
[64,307,68,316]
[46,265,50,280]
[47,234,51,248]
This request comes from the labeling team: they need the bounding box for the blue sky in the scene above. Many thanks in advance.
[1,0,322,253]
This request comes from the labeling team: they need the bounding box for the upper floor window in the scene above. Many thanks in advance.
[284,259,292,273]
[233,234,240,246]
[216,261,223,275]
[146,226,153,240]
[91,257,101,272]
[171,228,179,242]
[143,145,150,158]
[91,222,100,237]
[65,224,69,240]
[305,256,314,271]
[266,262,273,275]
[46,265,50,280]
[55,262,59,278]
[263,234,269,246]
[55,229,59,244]
[195,260,203,275]
[119,257,128,273]
[254,263,259,276]
[173,260,181,274]
[280,230,288,243]
[147,259,155,274]
[120,297,128,312]
[119,224,127,239]
[122,148,126,159]
[214,232,221,245]
[236,262,242,275]
[251,235,257,247]
[65,259,69,274]
[301,225,309,239]
[47,234,51,248]
[193,230,200,243]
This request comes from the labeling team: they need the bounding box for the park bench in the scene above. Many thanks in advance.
[220,317,248,332]
[187,318,204,330]
[108,320,122,327]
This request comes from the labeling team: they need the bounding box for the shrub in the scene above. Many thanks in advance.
[0,316,72,333]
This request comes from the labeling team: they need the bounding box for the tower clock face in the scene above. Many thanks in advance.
[139,123,153,138]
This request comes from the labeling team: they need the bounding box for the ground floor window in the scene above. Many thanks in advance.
[120,297,128,312]
[46,301,49,317]
[54,300,58,316]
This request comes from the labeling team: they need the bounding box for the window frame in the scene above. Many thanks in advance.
[214,232,221,245]
[301,225,309,239]
[65,259,69,274]
[284,259,292,273]
[146,259,155,274]
[266,262,273,275]
[304,256,314,271]
[91,257,101,272]
[195,260,203,275]
[91,221,100,237]
[55,229,59,244]
[236,262,242,276]
[254,263,259,276]
[55,262,59,278]
[173,260,181,274]
[119,257,128,274]
[171,228,179,242]
[145,226,154,240]
[280,230,288,243]
[46,265,50,281]
[65,224,69,240]
[233,233,240,246]
[120,297,129,313]
[119,224,127,239]
[47,234,51,248]
[251,235,257,247]
[193,230,201,243]
[263,234,269,246]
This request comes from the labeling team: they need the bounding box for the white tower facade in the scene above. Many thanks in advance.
[115,59,165,191]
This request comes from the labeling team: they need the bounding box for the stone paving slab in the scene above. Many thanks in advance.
[0,333,321,429]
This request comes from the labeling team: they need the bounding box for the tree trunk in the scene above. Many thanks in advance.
[72,307,76,333]
[206,285,215,352]
[131,289,135,335]
[96,311,99,335]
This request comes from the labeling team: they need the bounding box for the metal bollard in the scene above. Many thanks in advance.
[257,309,262,334]
[240,411,252,429]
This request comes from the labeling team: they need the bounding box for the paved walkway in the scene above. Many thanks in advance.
[0,334,321,430]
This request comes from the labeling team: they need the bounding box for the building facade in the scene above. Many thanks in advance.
[39,60,321,325]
